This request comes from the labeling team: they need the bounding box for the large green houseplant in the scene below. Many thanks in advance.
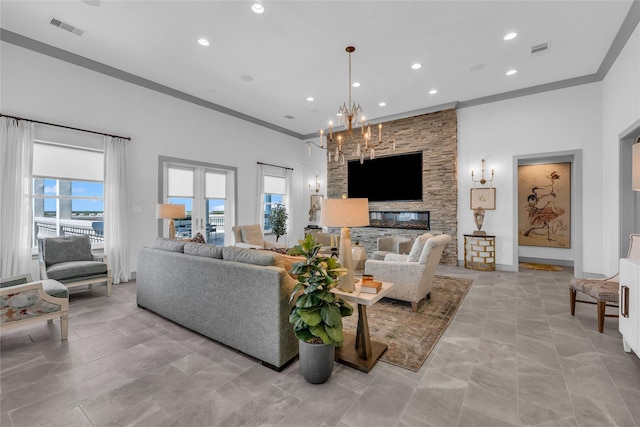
[288,234,353,383]
[268,204,288,242]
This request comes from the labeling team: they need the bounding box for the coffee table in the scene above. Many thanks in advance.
[332,281,394,373]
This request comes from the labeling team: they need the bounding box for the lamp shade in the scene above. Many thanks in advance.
[633,142,640,191]
[320,198,369,227]
[156,203,186,219]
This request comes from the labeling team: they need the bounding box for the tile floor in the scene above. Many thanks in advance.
[1,265,639,427]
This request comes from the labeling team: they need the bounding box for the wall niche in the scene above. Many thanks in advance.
[326,108,458,265]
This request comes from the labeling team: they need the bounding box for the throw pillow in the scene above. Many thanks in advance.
[190,232,206,243]
[406,233,433,262]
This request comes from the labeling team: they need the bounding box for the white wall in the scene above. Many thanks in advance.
[1,42,319,276]
[458,83,603,272]
[602,21,640,275]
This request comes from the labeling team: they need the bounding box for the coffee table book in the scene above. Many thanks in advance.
[360,280,382,294]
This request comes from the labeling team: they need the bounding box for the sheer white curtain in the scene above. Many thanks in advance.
[283,168,294,248]
[0,117,34,277]
[104,136,129,284]
[256,163,265,229]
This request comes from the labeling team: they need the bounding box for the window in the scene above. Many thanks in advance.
[32,141,104,247]
[262,174,286,232]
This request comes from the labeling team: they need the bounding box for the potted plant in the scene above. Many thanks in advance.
[268,204,288,242]
[288,234,353,383]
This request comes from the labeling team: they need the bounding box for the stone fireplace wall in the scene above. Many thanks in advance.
[326,108,458,265]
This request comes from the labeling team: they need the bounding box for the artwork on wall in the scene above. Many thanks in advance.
[518,162,571,248]
[470,188,496,210]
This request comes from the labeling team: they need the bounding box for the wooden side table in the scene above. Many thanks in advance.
[332,282,394,373]
[464,234,496,271]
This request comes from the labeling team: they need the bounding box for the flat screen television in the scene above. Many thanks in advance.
[348,152,423,202]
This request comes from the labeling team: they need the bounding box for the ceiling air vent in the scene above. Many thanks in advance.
[49,17,85,36]
[284,115,295,120]
[531,42,550,55]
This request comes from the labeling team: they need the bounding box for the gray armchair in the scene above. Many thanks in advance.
[38,235,112,296]
[1,274,69,340]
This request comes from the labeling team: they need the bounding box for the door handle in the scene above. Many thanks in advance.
[621,285,629,318]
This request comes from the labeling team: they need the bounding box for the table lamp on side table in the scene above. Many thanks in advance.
[156,203,186,239]
[320,196,369,292]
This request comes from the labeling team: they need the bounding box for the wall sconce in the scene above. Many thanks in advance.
[633,141,639,191]
[471,159,494,187]
[309,175,321,193]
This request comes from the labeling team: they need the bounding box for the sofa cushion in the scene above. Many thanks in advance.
[43,235,92,266]
[46,261,108,281]
[184,242,223,259]
[152,238,185,253]
[241,225,264,247]
[223,246,279,266]
[407,233,433,262]
[42,279,69,299]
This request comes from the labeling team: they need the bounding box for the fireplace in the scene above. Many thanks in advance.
[369,211,430,230]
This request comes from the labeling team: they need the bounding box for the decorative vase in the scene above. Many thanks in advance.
[298,340,335,384]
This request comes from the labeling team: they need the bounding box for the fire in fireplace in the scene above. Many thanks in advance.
[369,211,430,230]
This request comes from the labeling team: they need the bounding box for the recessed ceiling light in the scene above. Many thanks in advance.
[240,74,254,82]
[428,89,438,95]
[503,32,518,41]
[198,38,210,46]
[411,63,422,70]
[506,69,518,76]
[306,97,314,102]
[378,102,386,107]
[251,3,265,14]
[352,82,361,88]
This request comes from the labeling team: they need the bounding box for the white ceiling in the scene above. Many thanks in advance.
[0,1,635,138]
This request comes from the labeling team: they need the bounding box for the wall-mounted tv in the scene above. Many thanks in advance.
[348,152,423,202]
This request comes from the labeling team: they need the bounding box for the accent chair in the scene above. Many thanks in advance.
[364,233,451,312]
[38,235,112,296]
[1,274,69,340]
[570,233,640,332]
[232,224,286,250]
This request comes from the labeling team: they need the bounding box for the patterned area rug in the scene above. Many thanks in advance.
[519,262,564,271]
[341,275,473,372]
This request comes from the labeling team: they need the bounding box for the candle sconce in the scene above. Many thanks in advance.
[471,159,494,187]
[470,159,496,235]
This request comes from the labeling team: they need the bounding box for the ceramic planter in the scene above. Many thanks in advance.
[298,340,335,384]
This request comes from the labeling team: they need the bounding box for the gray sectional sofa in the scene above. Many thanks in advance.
[136,238,299,369]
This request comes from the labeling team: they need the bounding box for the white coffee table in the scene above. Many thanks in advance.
[332,281,394,373]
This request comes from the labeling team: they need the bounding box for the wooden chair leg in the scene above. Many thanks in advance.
[570,288,577,315]
[597,300,606,333]
[411,302,418,312]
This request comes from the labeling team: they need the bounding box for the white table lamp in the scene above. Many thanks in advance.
[156,203,186,239]
[321,197,369,292]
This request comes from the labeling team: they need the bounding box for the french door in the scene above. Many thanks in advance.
[160,157,236,245]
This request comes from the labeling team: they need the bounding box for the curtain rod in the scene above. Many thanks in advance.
[0,114,131,141]
[257,161,293,171]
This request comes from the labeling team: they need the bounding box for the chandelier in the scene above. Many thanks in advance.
[307,46,394,164]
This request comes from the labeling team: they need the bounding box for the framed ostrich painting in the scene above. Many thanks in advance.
[518,162,571,248]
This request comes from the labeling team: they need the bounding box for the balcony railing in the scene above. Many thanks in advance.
[34,218,104,244]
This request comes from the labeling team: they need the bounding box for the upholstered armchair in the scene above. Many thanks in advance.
[372,235,414,260]
[365,233,451,312]
[38,235,112,296]
[232,224,286,250]
[1,274,69,340]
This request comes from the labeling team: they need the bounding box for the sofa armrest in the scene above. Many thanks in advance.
[384,253,410,262]
[264,241,287,250]
[364,259,425,285]
[236,242,264,250]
